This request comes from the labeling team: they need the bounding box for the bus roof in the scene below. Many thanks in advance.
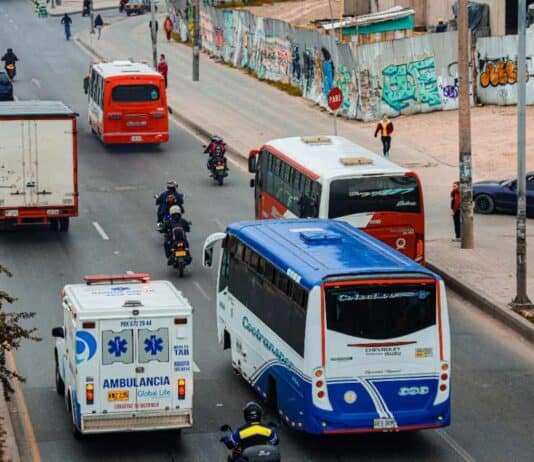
[64,280,191,319]
[92,60,162,79]
[263,136,407,181]
[227,219,436,290]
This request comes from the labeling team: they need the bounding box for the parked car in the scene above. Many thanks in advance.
[0,72,14,101]
[124,0,145,16]
[473,173,534,217]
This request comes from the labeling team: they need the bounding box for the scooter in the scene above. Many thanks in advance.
[220,424,281,462]
[5,63,16,80]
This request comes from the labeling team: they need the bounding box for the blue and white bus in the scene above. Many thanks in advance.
[202,219,451,435]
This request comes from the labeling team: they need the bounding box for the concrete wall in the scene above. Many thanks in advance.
[344,0,371,16]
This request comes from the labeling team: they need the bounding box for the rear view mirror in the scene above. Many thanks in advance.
[83,75,90,95]
[220,424,231,432]
[248,150,259,173]
[202,232,226,268]
[204,247,214,268]
[250,178,255,188]
[52,326,65,338]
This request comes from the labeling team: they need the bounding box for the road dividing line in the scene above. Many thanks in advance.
[6,351,42,462]
[92,221,109,240]
[193,361,200,373]
[31,78,41,88]
[193,281,211,301]
[437,430,477,462]
[126,270,134,274]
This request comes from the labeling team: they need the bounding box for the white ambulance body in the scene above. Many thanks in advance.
[52,273,194,435]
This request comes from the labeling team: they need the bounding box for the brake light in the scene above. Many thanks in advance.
[178,379,186,400]
[415,235,424,262]
[174,318,187,324]
[82,321,95,329]
[150,112,165,119]
[108,113,122,120]
[86,383,94,405]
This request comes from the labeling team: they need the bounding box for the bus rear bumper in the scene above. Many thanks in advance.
[103,132,169,144]
[81,409,192,434]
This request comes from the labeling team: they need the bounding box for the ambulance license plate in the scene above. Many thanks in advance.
[175,250,187,257]
[108,390,129,401]
[373,418,396,429]
[131,135,142,142]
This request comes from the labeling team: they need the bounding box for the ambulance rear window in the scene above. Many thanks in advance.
[138,328,169,363]
[102,330,134,365]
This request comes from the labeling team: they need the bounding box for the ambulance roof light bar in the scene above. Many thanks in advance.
[84,273,151,285]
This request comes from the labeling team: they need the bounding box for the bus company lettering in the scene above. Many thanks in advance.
[103,376,170,388]
[365,346,401,357]
[242,316,294,369]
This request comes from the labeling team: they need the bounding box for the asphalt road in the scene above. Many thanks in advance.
[0,1,533,461]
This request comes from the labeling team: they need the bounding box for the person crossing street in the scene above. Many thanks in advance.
[374,114,394,157]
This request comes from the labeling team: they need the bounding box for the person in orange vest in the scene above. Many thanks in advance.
[374,114,394,157]
[450,181,461,241]
[164,16,173,42]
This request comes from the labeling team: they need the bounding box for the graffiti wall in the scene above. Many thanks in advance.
[196,6,460,121]
[477,32,534,105]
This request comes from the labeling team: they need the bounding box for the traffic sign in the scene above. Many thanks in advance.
[327,87,343,111]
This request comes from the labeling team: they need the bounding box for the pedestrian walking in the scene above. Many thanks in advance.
[374,115,394,157]
[94,14,103,40]
[164,16,173,42]
[450,181,461,241]
[157,54,168,88]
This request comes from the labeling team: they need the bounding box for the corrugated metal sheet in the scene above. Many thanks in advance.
[0,101,76,117]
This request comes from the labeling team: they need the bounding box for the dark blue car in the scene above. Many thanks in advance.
[0,71,13,101]
[473,172,534,217]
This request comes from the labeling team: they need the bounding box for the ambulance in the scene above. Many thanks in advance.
[52,273,194,435]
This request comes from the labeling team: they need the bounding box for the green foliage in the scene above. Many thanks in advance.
[0,265,40,401]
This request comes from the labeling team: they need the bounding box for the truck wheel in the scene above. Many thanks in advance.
[49,219,59,232]
[59,218,69,232]
[55,356,65,396]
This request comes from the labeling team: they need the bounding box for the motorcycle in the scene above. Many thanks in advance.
[5,63,16,80]
[220,424,280,462]
[211,157,228,186]
[204,135,228,186]
[167,227,192,277]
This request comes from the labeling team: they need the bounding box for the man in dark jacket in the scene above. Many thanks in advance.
[155,180,184,222]
[374,114,394,157]
[164,205,191,263]
[1,48,18,68]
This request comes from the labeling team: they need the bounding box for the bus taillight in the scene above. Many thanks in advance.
[415,235,424,262]
[86,383,94,405]
[178,379,186,400]
[108,113,122,120]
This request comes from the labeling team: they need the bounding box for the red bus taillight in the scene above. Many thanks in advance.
[178,379,186,400]
[108,113,122,120]
[86,383,94,405]
[415,235,424,262]
[150,112,165,119]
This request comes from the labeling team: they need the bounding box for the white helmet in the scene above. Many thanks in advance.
[169,205,182,215]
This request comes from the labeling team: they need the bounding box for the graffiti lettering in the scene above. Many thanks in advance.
[479,58,529,88]
[382,57,441,112]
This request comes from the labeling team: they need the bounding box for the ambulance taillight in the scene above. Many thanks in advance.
[178,379,186,400]
[86,383,94,405]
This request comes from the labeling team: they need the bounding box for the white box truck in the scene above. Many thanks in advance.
[0,101,78,231]
[52,273,194,435]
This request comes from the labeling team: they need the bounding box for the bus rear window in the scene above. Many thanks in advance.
[111,84,160,102]
[328,175,420,218]
[325,283,436,339]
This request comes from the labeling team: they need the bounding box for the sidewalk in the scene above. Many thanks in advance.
[76,15,534,340]
[47,0,117,16]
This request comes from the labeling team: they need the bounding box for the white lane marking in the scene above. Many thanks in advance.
[193,361,200,373]
[126,270,134,274]
[92,221,110,240]
[193,281,211,301]
[14,95,18,101]
[436,430,477,462]
[31,78,41,88]
[213,218,224,231]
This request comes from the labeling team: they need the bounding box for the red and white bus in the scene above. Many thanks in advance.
[86,60,168,145]
[248,136,425,262]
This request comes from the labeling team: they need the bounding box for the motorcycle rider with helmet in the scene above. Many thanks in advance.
[1,48,18,78]
[204,135,227,171]
[163,205,191,264]
[155,180,184,223]
[220,402,279,461]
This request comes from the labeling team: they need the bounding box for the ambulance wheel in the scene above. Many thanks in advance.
[55,356,65,396]
[49,219,59,232]
[59,218,69,232]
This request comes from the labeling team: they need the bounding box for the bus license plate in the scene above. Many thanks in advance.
[373,418,396,430]
[131,135,142,142]
[108,390,129,402]
[175,250,187,257]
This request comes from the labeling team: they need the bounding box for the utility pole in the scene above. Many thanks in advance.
[150,0,158,69]
[90,0,95,34]
[513,0,531,307]
[458,0,474,248]
[192,0,200,81]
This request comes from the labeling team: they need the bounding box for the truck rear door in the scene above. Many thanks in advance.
[0,120,29,208]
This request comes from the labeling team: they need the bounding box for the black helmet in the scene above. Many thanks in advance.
[243,402,263,424]
[166,180,177,190]
[7,48,12,53]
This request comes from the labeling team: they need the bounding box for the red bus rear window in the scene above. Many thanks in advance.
[112,84,160,102]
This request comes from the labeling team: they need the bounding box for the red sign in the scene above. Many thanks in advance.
[327,87,343,111]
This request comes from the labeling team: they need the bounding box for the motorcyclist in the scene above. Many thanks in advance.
[1,48,18,71]
[61,13,72,40]
[155,180,184,222]
[204,135,227,171]
[221,402,279,460]
[164,205,191,264]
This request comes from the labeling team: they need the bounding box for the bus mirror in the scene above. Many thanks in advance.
[250,178,255,188]
[83,75,90,95]
[248,150,259,173]
[204,247,214,268]
[52,326,65,338]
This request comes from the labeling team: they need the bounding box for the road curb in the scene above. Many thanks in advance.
[427,261,534,345]
[48,6,117,16]
[0,383,21,462]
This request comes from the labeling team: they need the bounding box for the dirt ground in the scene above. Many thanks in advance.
[243,0,341,26]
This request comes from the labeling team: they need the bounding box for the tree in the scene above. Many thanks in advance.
[0,264,40,401]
